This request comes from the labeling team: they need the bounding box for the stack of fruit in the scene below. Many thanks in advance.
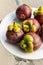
[6,4,43,53]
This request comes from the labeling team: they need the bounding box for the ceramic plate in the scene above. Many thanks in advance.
[0,8,43,60]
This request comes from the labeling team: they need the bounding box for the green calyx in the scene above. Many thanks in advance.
[34,6,43,16]
[13,22,20,28]
[8,25,13,31]
[20,35,34,53]
[33,10,38,16]
[13,27,20,33]
[30,25,37,32]
[23,20,33,32]
[23,22,30,32]
[13,22,21,32]
[24,25,29,29]
[8,22,21,32]
[38,6,43,12]
[20,40,27,49]
[24,35,33,43]
[25,47,33,53]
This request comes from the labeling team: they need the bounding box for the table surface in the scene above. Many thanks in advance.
[0,0,43,65]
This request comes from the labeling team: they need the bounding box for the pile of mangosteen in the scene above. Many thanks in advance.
[6,4,43,53]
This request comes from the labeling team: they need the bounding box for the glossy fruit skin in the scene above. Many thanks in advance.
[28,32,42,50]
[6,30,24,43]
[20,32,41,52]
[34,14,43,25]
[34,6,43,25]
[38,25,43,41]
[33,19,40,31]
[16,4,32,20]
[22,18,40,33]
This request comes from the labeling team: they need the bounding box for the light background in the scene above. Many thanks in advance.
[0,0,43,65]
[0,0,43,19]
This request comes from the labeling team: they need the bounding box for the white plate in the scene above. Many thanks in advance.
[0,8,43,60]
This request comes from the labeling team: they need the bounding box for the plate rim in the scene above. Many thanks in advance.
[0,8,43,60]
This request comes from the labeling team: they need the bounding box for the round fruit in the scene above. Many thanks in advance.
[20,34,34,53]
[6,30,24,43]
[34,6,43,24]
[16,4,32,20]
[20,32,41,52]
[6,22,24,43]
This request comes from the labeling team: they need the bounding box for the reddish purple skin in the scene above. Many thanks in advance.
[33,19,40,31]
[39,25,43,41]
[34,14,43,25]
[27,32,42,50]
[16,4,32,20]
[6,30,24,43]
